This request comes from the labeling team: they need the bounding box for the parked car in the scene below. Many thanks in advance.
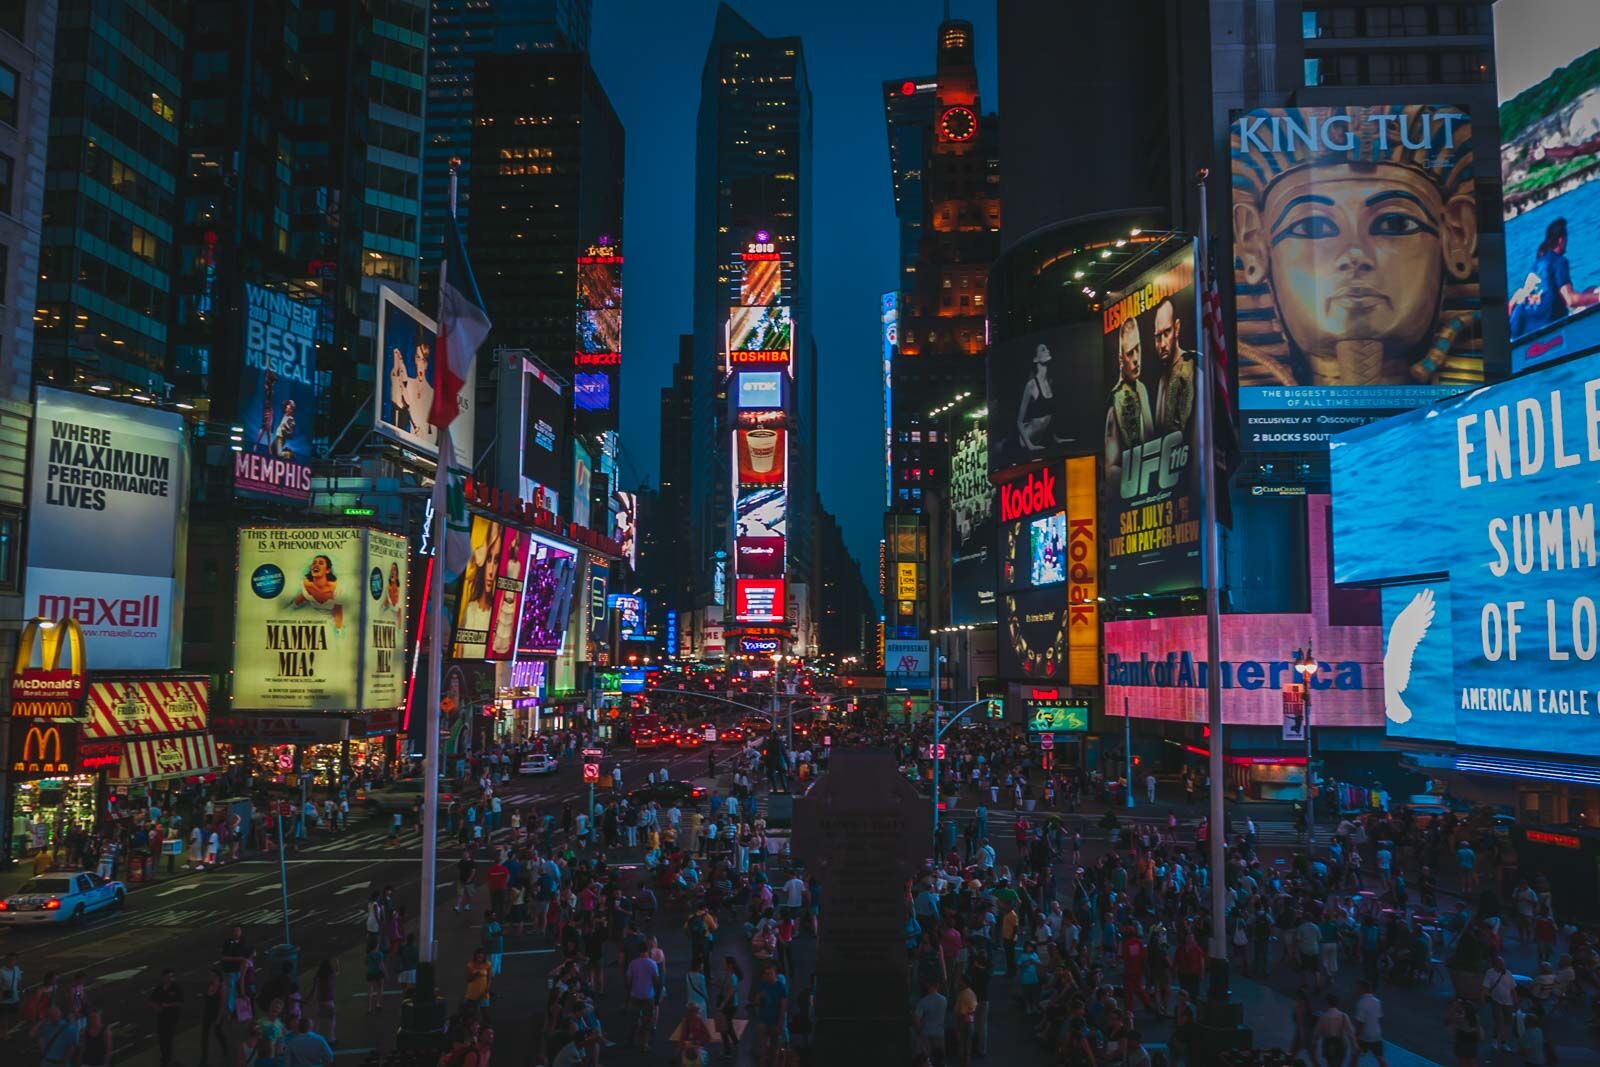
[366,777,456,813]
[0,872,125,925]
[626,780,708,808]
[518,753,559,776]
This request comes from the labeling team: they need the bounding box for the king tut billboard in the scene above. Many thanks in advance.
[1230,105,1484,450]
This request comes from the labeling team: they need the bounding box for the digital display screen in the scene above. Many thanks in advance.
[735,487,787,539]
[577,308,622,355]
[1029,512,1067,587]
[736,371,785,410]
[735,579,785,624]
[515,536,577,657]
[574,372,611,412]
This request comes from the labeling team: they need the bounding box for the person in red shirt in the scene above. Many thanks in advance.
[1174,931,1207,1000]
[1121,928,1157,1013]
[485,857,510,919]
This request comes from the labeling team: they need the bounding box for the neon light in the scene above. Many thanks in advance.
[401,553,436,735]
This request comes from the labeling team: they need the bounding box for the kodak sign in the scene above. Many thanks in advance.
[998,466,1059,523]
[10,617,89,721]
[1065,457,1099,687]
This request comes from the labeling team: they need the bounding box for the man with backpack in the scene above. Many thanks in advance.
[686,903,718,971]
[32,1004,79,1067]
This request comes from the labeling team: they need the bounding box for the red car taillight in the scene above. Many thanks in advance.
[43,898,61,910]
[0,900,9,911]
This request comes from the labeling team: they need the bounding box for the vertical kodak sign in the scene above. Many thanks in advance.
[1065,456,1099,686]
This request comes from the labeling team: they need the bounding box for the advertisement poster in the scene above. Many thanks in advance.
[517,535,577,656]
[736,535,785,578]
[485,527,530,660]
[1497,1,1600,368]
[1064,456,1099,686]
[736,428,786,486]
[573,441,593,529]
[1230,105,1481,446]
[895,562,918,601]
[1100,245,1202,597]
[1331,350,1600,756]
[736,579,785,624]
[985,322,1102,477]
[737,371,785,410]
[612,491,638,568]
[233,527,405,711]
[950,420,996,626]
[574,372,611,412]
[741,258,782,306]
[25,388,188,669]
[362,531,409,708]
[522,362,565,500]
[728,306,792,364]
[735,487,787,539]
[578,308,622,356]
[375,287,475,468]
[1000,586,1070,681]
[236,282,315,500]
[608,593,645,639]
[452,515,504,659]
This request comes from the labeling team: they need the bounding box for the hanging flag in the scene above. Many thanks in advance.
[1203,243,1241,526]
[431,216,492,431]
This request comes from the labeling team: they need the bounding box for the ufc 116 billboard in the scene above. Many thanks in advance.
[25,388,189,669]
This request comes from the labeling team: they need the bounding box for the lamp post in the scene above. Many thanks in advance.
[931,651,947,846]
[1293,645,1317,838]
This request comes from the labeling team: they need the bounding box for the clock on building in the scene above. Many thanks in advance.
[938,105,977,143]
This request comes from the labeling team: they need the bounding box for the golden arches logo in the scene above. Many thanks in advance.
[10,723,71,774]
[11,617,88,703]
[21,725,62,764]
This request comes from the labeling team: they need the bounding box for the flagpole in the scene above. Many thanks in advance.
[403,163,458,1043]
[1195,169,1230,989]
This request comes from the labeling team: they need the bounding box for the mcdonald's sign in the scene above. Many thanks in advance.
[10,617,89,721]
[7,721,80,777]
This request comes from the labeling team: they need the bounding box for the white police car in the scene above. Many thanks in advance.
[0,871,126,925]
[518,753,558,776]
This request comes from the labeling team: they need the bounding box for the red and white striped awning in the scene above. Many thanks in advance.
[110,734,220,784]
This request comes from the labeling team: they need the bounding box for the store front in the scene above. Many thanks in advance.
[84,677,221,821]
[212,711,400,789]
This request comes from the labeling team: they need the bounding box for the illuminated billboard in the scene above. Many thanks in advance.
[612,491,637,568]
[735,579,785,624]
[577,308,622,356]
[1497,1,1600,369]
[1100,245,1202,598]
[236,283,315,500]
[729,305,792,364]
[950,419,996,626]
[608,593,645,639]
[1028,513,1067,586]
[736,428,786,486]
[516,536,577,656]
[452,515,504,659]
[740,258,782,306]
[1330,350,1600,757]
[735,535,785,578]
[485,527,530,661]
[375,287,475,468]
[233,527,409,711]
[986,322,1102,477]
[736,371,785,410]
[1230,105,1482,447]
[735,487,786,539]
[574,372,611,412]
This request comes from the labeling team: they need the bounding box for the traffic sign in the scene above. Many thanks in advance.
[276,800,294,817]
[703,727,717,742]
[923,743,947,760]
[582,763,600,783]
[1040,733,1055,751]
[582,747,603,759]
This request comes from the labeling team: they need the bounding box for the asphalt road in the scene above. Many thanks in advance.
[0,736,723,1067]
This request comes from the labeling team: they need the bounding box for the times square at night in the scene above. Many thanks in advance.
[2,1,1600,1065]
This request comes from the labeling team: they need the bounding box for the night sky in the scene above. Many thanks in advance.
[592,0,999,588]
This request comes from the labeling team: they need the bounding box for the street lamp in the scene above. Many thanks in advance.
[1293,645,1317,836]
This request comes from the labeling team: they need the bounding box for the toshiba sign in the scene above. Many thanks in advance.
[998,466,1059,523]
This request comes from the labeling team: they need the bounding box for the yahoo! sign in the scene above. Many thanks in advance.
[999,466,1058,523]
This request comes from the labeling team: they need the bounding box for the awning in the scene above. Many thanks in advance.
[110,734,220,784]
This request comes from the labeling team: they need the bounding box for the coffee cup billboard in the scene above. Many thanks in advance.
[737,428,786,486]
[1230,105,1482,450]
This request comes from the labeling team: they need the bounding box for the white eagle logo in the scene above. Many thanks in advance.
[1383,589,1435,725]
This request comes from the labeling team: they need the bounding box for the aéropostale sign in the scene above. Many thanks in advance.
[1332,348,1600,757]
[24,388,188,669]
[232,527,408,712]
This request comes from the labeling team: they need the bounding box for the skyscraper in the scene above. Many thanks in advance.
[423,0,592,280]
[883,76,938,296]
[691,4,813,632]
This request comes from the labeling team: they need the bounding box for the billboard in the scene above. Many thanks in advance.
[999,586,1070,681]
[735,579,784,624]
[375,287,475,467]
[233,527,408,711]
[1028,513,1067,586]
[986,322,1102,476]
[895,562,918,600]
[608,593,645,639]
[516,535,577,656]
[235,282,315,500]
[1100,245,1202,597]
[485,527,530,660]
[573,441,593,529]
[950,419,996,626]
[736,371,785,410]
[577,308,622,356]
[521,361,565,501]
[25,388,188,669]
[452,515,504,659]
[728,306,792,365]
[736,428,786,486]
[574,372,611,412]
[612,490,637,568]
[1230,105,1482,446]
[736,535,785,579]
[1497,1,1600,369]
[1064,456,1099,685]
[735,487,787,539]
[1330,349,1600,756]
[741,258,782,306]
[884,639,931,688]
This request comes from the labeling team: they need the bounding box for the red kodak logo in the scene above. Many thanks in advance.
[999,467,1058,522]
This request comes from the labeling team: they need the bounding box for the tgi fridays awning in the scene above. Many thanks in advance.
[84,677,209,739]
[109,734,221,784]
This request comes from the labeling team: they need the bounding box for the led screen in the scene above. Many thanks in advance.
[1029,513,1067,586]
[577,309,622,355]
[515,536,577,657]
[741,258,781,306]
[735,579,785,624]
[736,371,785,410]
[574,372,611,412]
[729,305,792,353]
[735,535,785,578]
[736,428,786,486]
[735,487,787,539]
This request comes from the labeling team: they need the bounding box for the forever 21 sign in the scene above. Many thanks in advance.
[998,465,1059,523]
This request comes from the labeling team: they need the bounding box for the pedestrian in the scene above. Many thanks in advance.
[147,968,183,1067]
[284,1017,334,1067]
[464,949,492,1012]
[456,848,478,912]
[1353,981,1387,1067]
[750,960,787,1067]
[1145,772,1157,805]
[1312,993,1355,1067]
[310,959,338,1046]
[0,952,22,1015]
[364,942,385,1015]
[1445,994,1482,1066]
[912,976,946,1064]
[199,968,228,1067]
[78,1010,112,1067]
[717,957,743,1060]
[397,934,419,996]
[482,910,505,977]
[32,1005,80,1067]
[1482,955,1518,1051]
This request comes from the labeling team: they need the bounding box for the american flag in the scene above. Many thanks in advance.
[1202,243,1240,524]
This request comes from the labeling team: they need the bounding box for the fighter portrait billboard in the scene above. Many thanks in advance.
[1100,245,1202,598]
[236,283,315,500]
[1497,1,1600,369]
[1230,105,1482,448]
[986,322,1102,477]
[375,287,475,468]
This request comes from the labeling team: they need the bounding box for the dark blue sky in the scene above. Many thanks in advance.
[592,0,998,582]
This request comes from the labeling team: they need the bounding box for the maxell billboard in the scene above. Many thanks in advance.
[25,388,188,669]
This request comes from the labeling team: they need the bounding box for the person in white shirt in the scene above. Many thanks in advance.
[1483,956,1519,1051]
[0,953,21,1008]
[611,765,623,790]
[781,874,806,916]
[978,840,996,872]
[1353,981,1386,1067]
